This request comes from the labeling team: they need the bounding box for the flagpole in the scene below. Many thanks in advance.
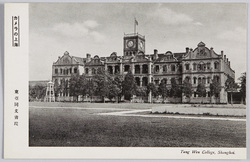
[134,18,136,34]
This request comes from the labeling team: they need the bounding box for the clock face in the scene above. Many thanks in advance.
[127,40,134,48]
[139,41,144,49]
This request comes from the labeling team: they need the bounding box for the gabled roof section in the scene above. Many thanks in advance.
[53,51,84,65]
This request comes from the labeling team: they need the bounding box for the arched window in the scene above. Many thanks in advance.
[193,77,197,84]
[155,65,159,73]
[214,62,219,69]
[135,65,140,74]
[142,64,148,74]
[108,66,113,74]
[124,65,130,72]
[85,68,89,74]
[74,68,77,73]
[135,77,140,86]
[185,76,190,83]
[142,77,148,86]
[115,65,120,74]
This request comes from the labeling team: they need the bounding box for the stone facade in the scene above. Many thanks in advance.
[52,33,235,103]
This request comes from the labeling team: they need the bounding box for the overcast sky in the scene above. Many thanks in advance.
[29,3,247,81]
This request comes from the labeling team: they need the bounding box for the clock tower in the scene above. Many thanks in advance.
[123,33,145,56]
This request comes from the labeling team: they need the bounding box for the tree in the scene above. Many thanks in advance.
[210,78,221,103]
[79,75,88,98]
[197,83,206,103]
[60,78,66,98]
[107,76,123,102]
[93,68,109,102]
[158,80,168,102]
[238,72,246,104]
[182,79,192,102]
[170,78,181,97]
[147,83,158,97]
[135,86,147,96]
[122,70,136,100]
[54,79,60,97]
[29,85,46,101]
[225,77,237,104]
[86,78,95,102]
[69,74,82,101]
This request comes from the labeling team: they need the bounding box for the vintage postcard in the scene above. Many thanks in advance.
[4,2,247,159]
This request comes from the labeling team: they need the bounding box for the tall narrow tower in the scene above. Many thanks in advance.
[45,81,55,102]
[123,33,145,56]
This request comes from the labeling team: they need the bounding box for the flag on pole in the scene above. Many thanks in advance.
[135,19,138,26]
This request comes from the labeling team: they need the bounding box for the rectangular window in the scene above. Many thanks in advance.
[207,63,211,69]
[208,92,210,97]
[197,64,201,70]
[171,65,175,72]
[55,69,58,74]
[193,64,196,70]
[163,65,167,72]
[185,64,189,70]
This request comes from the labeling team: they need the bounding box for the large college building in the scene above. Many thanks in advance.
[52,32,235,103]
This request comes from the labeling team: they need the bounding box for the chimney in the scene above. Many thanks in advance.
[227,58,229,63]
[229,61,230,67]
[86,53,91,62]
[154,49,158,59]
[154,49,158,55]
[224,55,226,61]
[221,50,223,56]
[186,47,189,53]
[190,48,193,52]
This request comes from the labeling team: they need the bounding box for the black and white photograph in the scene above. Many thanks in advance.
[3,2,248,160]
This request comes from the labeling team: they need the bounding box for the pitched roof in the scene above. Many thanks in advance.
[174,52,186,59]
[72,56,84,64]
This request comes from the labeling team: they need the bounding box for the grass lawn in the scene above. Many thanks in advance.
[29,102,246,147]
